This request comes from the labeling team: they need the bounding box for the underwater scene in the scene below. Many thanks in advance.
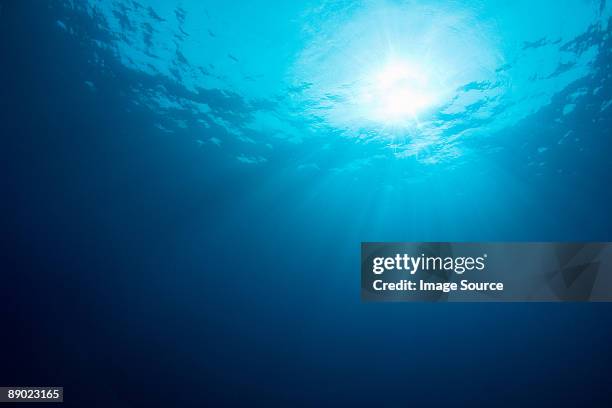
[47,0,612,239]
[2,0,612,405]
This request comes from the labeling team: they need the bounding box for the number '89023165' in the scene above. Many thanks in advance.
[7,388,60,399]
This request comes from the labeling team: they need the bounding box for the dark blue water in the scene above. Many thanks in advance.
[2,1,612,406]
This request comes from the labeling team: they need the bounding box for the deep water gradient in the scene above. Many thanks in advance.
[2,0,612,406]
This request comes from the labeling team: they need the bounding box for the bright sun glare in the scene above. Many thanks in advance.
[358,59,440,125]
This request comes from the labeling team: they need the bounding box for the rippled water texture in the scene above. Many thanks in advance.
[57,0,611,168]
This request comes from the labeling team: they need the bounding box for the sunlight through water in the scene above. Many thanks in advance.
[357,59,444,125]
[59,0,612,166]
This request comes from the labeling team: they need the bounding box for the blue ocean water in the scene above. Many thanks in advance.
[2,0,612,406]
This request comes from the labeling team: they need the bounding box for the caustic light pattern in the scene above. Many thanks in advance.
[57,0,612,167]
